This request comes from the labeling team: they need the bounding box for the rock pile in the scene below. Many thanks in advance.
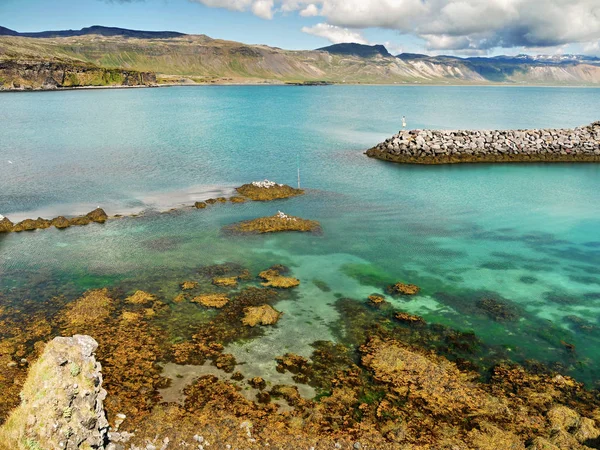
[366,122,600,164]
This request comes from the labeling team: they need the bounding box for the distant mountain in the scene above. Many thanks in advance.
[2,29,600,89]
[0,25,186,39]
[318,43,392,58]
[0,26,19,36]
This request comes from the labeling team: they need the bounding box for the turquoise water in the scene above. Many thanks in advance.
[1,86,600,384]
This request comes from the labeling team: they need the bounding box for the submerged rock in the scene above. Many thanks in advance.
[395,311,426,325]
[387,282,420,296]
[192,294,230,309]
[241,305,282,327]
[259,267,300,289]
[125,290,156,305]
[0,217,14,233]
[235,181,304,201]
[0,335,109,450]
[86,208,108,223]
[212,277,238,288]
[181,281,199,290]
[368,294,386,306]
[52,216,71,229]
[225,212,321,234]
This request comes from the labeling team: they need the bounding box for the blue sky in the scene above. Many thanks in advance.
[1,0,599,56]
[0,0,417,53]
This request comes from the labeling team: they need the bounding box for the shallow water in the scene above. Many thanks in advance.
[1,85,600,385]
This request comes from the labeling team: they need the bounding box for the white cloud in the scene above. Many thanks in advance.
[190,0,600,53]
[299,4,319,17]
[301,23,368,45]
[251,0,274,19]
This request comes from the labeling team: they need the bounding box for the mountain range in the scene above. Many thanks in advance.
[1,25,600,90]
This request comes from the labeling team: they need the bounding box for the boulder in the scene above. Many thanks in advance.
[194,202,207,209]
[52,216,71,229]
[69,216,92,226]
[86,208,108,223]
[0,217,14,233]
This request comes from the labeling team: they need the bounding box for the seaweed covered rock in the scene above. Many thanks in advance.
[52,216,71,229]
[0,335,109,450]
[368,294,386,306]
[192,294,230,309]
[387,282,420,296]
[0,216,14,233]
[86,208,108,224]
[180,281,199,291]
[360,337,499,417]
[229,196,247,203]
[259,267,300,289]
[241,305,282,327]
[125,290,156,305]
[249,377,267,390]
[225,211,320,234]
[194,201,207,209]
[69,216,92,226]
[236,180,304,201]
[12,218,51,232]
[62,289,114,328]
[212,277,238,288]
[395,312,426,325]
[476,298,520,322]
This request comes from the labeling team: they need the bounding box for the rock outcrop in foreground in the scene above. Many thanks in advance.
[0,335,109,450]
[366,122,600,164]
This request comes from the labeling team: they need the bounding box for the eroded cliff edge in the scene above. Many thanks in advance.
[0,60,156,91]
[366,121,600,164]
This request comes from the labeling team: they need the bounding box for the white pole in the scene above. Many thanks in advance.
[297,153,301,189]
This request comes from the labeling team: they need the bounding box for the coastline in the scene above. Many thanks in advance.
[2,80,600,94]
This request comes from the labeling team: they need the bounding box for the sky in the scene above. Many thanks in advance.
[1,0,599,57]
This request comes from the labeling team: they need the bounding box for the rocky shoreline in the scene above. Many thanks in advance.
[366,121,600,164]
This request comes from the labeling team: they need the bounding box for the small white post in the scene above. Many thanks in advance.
[297,153,301,189]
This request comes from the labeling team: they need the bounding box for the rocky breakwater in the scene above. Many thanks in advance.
[366,121,600,164]
[0,335,109,450]
[0,208,108,234]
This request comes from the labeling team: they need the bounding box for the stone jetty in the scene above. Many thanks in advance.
[366,122,600,164]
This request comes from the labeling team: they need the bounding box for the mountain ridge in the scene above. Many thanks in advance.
[2,25,600,89]
[0,25,186,39]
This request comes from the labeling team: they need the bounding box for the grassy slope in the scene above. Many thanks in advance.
[2,35,600,85]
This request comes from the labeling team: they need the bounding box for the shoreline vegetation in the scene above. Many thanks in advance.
[367,121,600,165]
[0,180,307,235]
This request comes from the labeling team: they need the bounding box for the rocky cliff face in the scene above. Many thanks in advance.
[0,60,156,90]
[0,335,109,450]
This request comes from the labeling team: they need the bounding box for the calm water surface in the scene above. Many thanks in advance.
[1,86,600,384]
